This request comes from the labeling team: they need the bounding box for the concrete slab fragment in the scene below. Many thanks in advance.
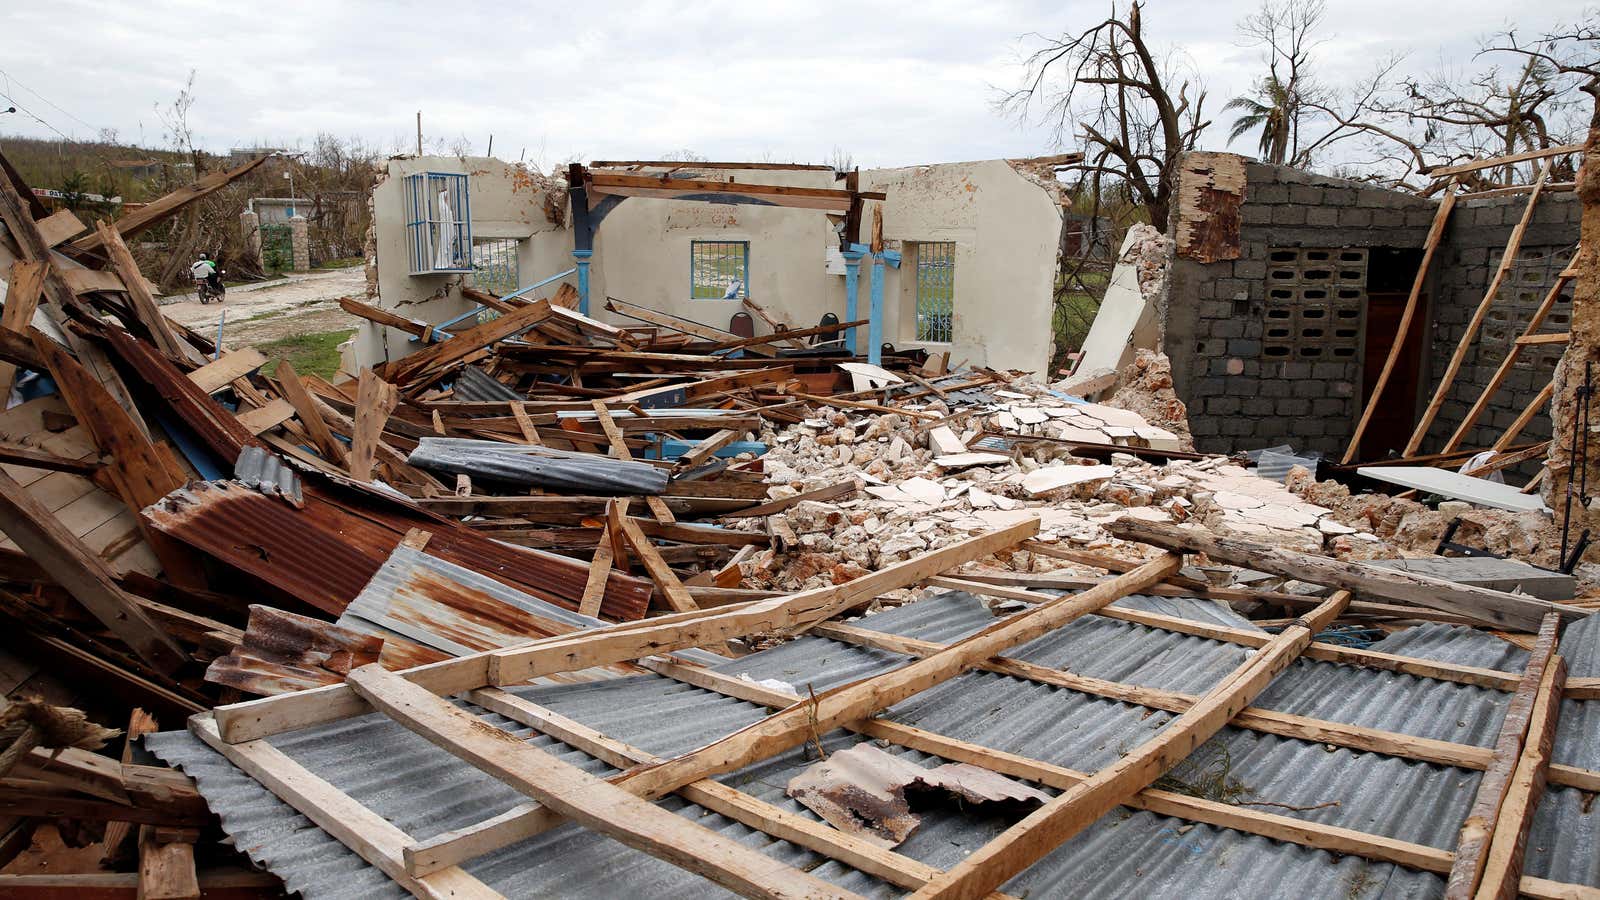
[1367,556,1575,602]
[1356,466,1549,513]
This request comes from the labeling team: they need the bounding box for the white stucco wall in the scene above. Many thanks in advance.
[360,157,1062,375]
[364,156,569,367]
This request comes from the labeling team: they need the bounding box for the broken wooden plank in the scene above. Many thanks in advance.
[234,398,294,435]
[0,468,184,671]
[348,371,400,482]
[1107,518,1584,632]
[136,825,199,900]
[0,260,45,401]
[273,360,349,466]
[384,299,553,388]
[187,350,268,395]
[93,221,200,365]
[1474,653,1568,899]
[616,513,698,612]
[211,522,1039,745]
[338,296,435,341]
[673,429,741,470]
[1422,144,1584,178]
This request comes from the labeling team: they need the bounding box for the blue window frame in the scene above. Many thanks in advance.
[915,241,955,342]
[404,172,472,274]
[690,240,749,299]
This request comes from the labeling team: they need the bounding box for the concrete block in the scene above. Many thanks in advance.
[1242,204,1273,226]
[1251,184,1289,204]
[1339,208,1373,228]
[1306,206,1340,227]
[1372,208,1405,228]
[1311,362,1348,380]
[1276,397,1311,415]
[1291,380,1326,398]
[1227,339,1262,357]
[1260,381,1291,398]
[1311,397,1345,416]
[1208,318,1244,339]
[1208,396,1242,415]
[1365,556,1574,601]
[1233,259,1267,279]
[1243,397,1276,416]
[1289,184,1324,205]
[1272,205,1308,226]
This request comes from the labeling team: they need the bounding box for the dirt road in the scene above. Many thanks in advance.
[161,266,367,348]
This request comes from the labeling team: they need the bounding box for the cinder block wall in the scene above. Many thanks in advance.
[1165,160,1434,455]
[1420,193,1580,453]
[1165,156,1580,458]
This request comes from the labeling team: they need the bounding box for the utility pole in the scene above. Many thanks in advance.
[416,111,422,156]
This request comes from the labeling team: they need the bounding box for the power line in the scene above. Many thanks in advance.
[0,67,100,134]
[0,88,77,143]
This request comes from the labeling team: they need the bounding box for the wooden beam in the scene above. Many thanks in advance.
[234,398,293,435]
[0,260,45,401]
[1445,613,1562,899]
[585,171,855,213]
[906,593,1349,899]
[186,349,268,394]
[1474,655,1568,899]
[605,554,1181,804]
[697,318,868,354]
[642,657,1460,877]
[1108,518,1584,632]
[1514,331,1570,346]
[93,220,200,365]
[348,370,399,482]
[187,715,498,900]
[0,468,185,671]
[1406,164,1551,456]
[577,526,614,619]
[136,825,199,900]
[383,299,553,388]
[71,155,274,251]
[338,296,434,341]
[273,360,349,466]
[590,400,631,461]
[616,513,698,612]
[440,687,1012,895]
[1492,380,1554,453]
[1343,185,1456,463]
[673,429,742,470]
[212,520,1039,743]
[344,665,862,900]
[1421,144,1583,178]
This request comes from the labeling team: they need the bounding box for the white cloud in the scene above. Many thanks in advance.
[0,0,1590,170]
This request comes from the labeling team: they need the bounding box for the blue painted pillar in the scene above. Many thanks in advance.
[868,250,885,366]
[841,248,865,355]
[572,249,593,315]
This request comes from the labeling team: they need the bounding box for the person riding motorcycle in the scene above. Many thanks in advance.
[191,252,225,302]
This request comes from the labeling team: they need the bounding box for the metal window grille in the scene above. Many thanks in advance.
[690,241,748,299]
[915,242,956,342]
[1262,247,1365,360]
[470,238,520,297]
[404,172,472,274]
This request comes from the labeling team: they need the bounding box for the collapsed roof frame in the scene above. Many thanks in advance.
[192,516,1599,900]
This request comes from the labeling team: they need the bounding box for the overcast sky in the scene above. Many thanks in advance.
[2,0,1591,172]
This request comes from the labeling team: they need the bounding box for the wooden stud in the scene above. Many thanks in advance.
[510,402,542,445]
[93,221,202,366]
[674,429,741,471]
[136,826,199,900]
[1446,272,1575,454]
[1406,164,1552,456]
[578,526,614,619]
[1474,656,1568,900]
[616,513,698,612]
[590,400,631,461]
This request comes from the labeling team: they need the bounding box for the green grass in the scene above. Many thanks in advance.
[317,256,366,270]
[254,329,351,381]
[1052,270,1109,371]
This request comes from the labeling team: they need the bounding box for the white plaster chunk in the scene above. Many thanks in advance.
[1013,408,1050,426]
[897,477,948,505]
[1021,464,1119,496]
[935,452,1013,469]
[926,426,967,456]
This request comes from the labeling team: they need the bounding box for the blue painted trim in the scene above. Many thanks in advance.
[409,265,582,342]
[571,252,593,315]
[842,250,864,356]
[869,252,885,366]
[645,438,768,461]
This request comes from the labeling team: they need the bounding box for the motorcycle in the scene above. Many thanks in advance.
[195,268,227,305]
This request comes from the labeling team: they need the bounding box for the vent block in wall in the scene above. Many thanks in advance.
[1263,247,1366,361]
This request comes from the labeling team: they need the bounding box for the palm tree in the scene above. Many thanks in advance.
[1225,76,1294,165]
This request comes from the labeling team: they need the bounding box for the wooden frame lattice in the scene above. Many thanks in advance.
[193,520,1600,900]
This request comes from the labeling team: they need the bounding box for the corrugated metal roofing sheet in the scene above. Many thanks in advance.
[408,437,671,495]
[148,588,1600,899]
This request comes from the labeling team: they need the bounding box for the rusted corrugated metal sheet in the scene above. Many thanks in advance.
[341,545,602,657]
[205,605,383,696]
[144,480,651,621]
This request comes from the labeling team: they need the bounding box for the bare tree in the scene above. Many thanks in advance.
[1001,1,1209,230]
[828,145,855,175]
[1225,0,1326,165]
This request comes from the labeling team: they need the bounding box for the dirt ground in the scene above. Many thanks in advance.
[160,266,367,349]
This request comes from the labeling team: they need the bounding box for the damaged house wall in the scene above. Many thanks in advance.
[360,157,1063,374]
[1162,151,1580,459]
[362,156,571,368]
